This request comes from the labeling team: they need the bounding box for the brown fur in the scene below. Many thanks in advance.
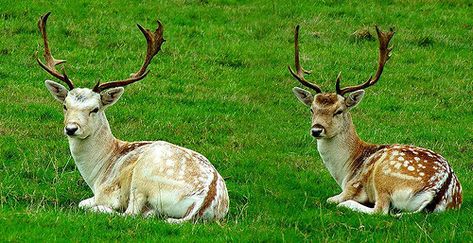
[424,172,452,212]
[359,145,461,212]
[183,202,196,218]
[306,91,462,214]
[117,141,152,156]
[449,177,462,208]
[197,171,218,218]
[348,143,386,181]
[315,93,339,106]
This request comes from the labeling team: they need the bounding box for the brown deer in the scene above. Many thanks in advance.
[36,12,228,223]
[288,25,462,214]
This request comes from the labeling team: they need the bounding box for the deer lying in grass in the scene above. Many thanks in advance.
[288,25,462,214]
[36,12,229,223]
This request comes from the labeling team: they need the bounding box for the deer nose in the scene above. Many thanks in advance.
[311,125,324,138]
[65,124,78,136]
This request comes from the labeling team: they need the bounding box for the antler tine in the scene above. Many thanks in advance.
[335,72,342,94]
[93,20,165,93]
[337,26,395,96]
[36,12,74,90]
[288,25,322,93]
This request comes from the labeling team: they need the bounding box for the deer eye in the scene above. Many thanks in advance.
[63,105,67,111]
[334,110,343,116]
[90,107,99,114]
[310,108,314,114]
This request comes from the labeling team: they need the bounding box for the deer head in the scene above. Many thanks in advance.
[37,12,165,138]
[289,25,394,139]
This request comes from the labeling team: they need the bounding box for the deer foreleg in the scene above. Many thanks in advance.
[337,200,375,214]
[89,205,115,214]
[78,197,96,209]
[79,196,116,214]
[338,192,390,215]
[327,181,364,204]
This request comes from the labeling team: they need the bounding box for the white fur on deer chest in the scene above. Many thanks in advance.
[69,137,116,191]
[317,138,351,188]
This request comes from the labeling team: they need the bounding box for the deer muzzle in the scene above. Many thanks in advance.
[310,124,325,138]
[65,123,80,136]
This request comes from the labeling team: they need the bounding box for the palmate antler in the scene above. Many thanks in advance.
[92,21,165,93]
[36,12,165,93]
[288,25,395,96]
[336,26,395,96]
[36,12,74,90]
[288,25,323,93]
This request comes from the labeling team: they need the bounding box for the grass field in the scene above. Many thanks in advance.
[1,0,472,241]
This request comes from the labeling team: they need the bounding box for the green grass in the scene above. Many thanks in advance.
[1,0,473,241]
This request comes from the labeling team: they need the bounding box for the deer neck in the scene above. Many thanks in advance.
[67,113,118,191]
[316,118,367,188]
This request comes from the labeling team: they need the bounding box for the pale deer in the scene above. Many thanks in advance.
[288,25,462,214]
[36,12,229,223]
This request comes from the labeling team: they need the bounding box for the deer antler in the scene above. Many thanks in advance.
[92,21,165,93]
[336,26,395,96]
[36,12,74,90]
[288,25,322,93]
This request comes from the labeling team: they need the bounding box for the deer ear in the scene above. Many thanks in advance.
[45,80,68,103]
[292,87,314,107]
[101,87,124,107]
[345,90,365,108]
